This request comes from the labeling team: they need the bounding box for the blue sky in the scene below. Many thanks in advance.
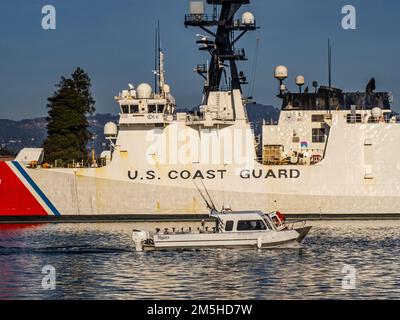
[0,0,400,119]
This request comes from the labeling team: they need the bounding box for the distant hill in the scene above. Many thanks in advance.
[0,114,118,156]
[0,118,47,156]
[245,103,280,137]
[0,104,280,155]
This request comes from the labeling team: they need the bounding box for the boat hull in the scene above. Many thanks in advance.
[136,229,304,252]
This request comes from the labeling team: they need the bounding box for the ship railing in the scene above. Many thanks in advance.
[185,113,236,123]
[263,120,279,126]
[286,220,307,230]
[233,19,257,30]
[184,14,219,26]
[347,113,400,124]
[367,115,400,124]
[220,48,247,60]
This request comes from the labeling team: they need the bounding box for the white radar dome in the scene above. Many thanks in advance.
[242,12,255,25]
[371,107,383,119]
[104,122,118,137]
[137,83,153,99]
[296,75,305,86]
[163,84,171,94]
[274,65,288,81]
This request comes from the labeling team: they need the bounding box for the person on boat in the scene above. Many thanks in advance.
[272,216,280,228]
[276,211,286,222]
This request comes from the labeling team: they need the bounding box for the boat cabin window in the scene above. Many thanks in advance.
[225,221,234,232]
[237,220,267,231]
[312,128,325,143]
[263,217,273,229]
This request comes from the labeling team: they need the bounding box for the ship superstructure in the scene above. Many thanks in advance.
[1,0,400,220]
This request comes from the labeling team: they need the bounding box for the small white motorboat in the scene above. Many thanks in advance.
[132,208,311,252]
[132,182,311,251]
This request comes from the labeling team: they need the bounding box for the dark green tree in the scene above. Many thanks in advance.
[43,67,95,164]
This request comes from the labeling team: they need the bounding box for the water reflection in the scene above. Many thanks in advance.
[0,220,399,299]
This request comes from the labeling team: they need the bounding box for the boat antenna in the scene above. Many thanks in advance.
[193,180,213,211]
[199,179,217,211]
[193,180,225,232]
[193,180,217,212]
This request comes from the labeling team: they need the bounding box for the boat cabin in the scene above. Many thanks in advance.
[213,211,283,233]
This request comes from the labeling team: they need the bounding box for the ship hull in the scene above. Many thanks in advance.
[1,161,400,222]
[2,114,400,221]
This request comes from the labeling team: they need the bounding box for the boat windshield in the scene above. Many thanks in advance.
[262,216,273,230]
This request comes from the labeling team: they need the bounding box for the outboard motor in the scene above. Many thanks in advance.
[132,230,149,252]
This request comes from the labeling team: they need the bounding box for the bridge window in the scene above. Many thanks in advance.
[346,114,362,123]
[148,105,157,113]
[237,220,267,231]
[157,104,165,113]
[225,221,234,232]
[121,105,129,114]
[130,105,139,113]
[312,114,325,122]
[312,128,325,143]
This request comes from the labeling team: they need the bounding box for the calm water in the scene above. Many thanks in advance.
[0,220,399,300]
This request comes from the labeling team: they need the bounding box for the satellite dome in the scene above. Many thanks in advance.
[371,107,383,119]
[163,84,171,94]
[104,122,118,137]
[274,65,288,81]
[242,12,255,25]
[137,83,153,99]
[296,75,305,86]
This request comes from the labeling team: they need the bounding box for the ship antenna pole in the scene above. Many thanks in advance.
[158,20,161,94]
[154,22,158,94]
[328,39,332,89]
[328,38,332,113]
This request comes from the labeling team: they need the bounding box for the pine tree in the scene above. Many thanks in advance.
[43,67,95,165]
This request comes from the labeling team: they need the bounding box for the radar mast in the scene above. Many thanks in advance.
[184,0,258,99]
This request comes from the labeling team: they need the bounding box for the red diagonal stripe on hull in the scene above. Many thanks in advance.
[0,162,47,216]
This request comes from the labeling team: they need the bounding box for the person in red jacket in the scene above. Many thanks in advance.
[276,211,286,222]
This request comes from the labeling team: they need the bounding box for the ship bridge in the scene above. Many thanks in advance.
[282,86,392,112]
[115,83,175,125]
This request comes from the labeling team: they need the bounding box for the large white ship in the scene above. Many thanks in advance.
[1,0,400,221]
